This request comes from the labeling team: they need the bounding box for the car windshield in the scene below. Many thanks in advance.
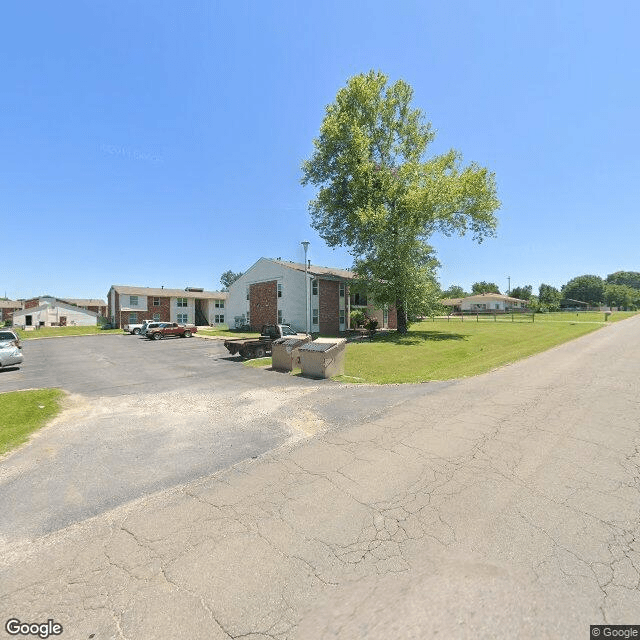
[0,332,16,341]
[281,326,296,336]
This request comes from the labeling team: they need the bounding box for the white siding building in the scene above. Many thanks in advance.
[12,301,98,328]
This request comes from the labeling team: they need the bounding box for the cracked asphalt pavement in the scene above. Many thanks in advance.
[1,318,639,639]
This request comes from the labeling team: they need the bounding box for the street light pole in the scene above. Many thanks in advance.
[302,241,310,333]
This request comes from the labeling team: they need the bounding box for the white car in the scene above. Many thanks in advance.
[0,345,23,369]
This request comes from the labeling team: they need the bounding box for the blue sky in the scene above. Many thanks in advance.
[2,1,638,300]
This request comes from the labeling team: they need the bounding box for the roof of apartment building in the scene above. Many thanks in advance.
[0,300,23,309]
[13,301,98,317]
[271,259,355,281]
[110,285,227,299]
[64,298,106,307]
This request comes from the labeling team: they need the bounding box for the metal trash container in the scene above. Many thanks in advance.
[298,338,347,379]
[271,335,312,371]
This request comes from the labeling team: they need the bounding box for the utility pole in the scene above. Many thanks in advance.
[302,241,310,332]
[507,276,511,296]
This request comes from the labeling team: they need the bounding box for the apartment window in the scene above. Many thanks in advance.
[350,293,367,306]
[177,313,188,323]
[128,313,137,323]
[246,311,250,325]
[312,279,318,296]
[153,297,160,306]
[383,307,388,326]
[215,299,224,308]
[339,283,345,298]
[312,308,319,325]
[129,295,138,307]
[278,309,283,323]
[246,288,250,301]
[214,314,225,324]
[177,298,187,308]
[339,309,345,325]
[153,313,161,321]
[277,283,283,298]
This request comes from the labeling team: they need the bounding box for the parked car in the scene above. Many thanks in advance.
[146,323,197,340]
[0,345,23,369]
[0,329,22,350]
[140,321,164,336]
[123,322,145,335]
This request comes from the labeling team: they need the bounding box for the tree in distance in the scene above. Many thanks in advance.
[562,275,605,306]
[604,283,639,310]
[509,285,532,300]
[301,70,500,333]
[442,285,467,298]
[471,281,501,295]
[220,270,243,291]
[538,283,562,311]
[606,271,640,290]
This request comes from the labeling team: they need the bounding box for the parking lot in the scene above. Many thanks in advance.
[0,334,445,544]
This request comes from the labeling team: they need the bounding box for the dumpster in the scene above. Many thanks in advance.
[271,335,312,371]
[298,338,347,379]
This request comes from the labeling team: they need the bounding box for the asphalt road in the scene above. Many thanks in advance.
[1,319,638,639]
[0,334,445,543]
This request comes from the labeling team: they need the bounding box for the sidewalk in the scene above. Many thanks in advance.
[2,316,639,639]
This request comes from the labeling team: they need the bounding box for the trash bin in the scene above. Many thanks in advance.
[298,338,347,379]
[271,335,312,371]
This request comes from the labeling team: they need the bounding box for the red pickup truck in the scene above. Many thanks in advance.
[146,323,197,340]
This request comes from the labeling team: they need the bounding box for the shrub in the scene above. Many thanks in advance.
[350,309,366,327]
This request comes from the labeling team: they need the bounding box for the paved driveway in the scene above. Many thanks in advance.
[0,334,444,543]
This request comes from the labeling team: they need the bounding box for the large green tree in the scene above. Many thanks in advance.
[442,284,467,298]
[604,283,639,309]
[606,271,640,290]
[509,285,532,300]
[562,275,605,306]
[538,283,562,311]
[301,71,500,333]
[471,281,501,294]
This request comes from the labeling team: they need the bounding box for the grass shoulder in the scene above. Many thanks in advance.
[0,389,64,455]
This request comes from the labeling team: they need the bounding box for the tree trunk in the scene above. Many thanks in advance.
[396,299,408,334]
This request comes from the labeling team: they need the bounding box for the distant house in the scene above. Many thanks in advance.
[22,295,107,318]
[107,286,228,328]
[0,300,24,324]
[226,257,397,334]
[442,293,528,314]
[13,299,99,328]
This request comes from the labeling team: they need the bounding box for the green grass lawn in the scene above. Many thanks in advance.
[15,326,122,339]
[238,314,638,384]
[0,389,64,455]
[337,315,636,384]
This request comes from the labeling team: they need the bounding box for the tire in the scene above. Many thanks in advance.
[153,332,163,340]
[254,346,266,358]
[183,330,192,338]
[133,328,140,335]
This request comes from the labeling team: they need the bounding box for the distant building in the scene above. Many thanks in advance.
[13,299,99,328]
[0,300,24,324]
[22,295,107,318]
[107,286,228,328]
[226,257,397,334]
[441,293,528,314]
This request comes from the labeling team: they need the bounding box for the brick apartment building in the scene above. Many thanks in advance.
[0,300,24,323]
[107,285,228,328]
[226,257,397,334]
